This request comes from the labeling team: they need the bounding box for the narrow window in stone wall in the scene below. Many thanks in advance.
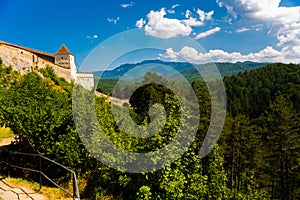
[32,55,35,63]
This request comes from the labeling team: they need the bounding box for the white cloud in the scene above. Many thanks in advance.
[185,10,192,18]
[197,9,206,22]
[144,8,192,39]
[159,45,300,63]
[217,2,237,20]
[136,18,146,29]
[197,9,214,22]
[167,4,180,14]
[236,27,251,33]
[205,10,214,21]
[195,27,221,39]
[139,8,216,39]
[121,1,135,8]
[236,25,263,33]
[215,0,300,63]
[172,4,180,9]
[217,0,300,61]
[160,48,179,61]
[182,17,204,27]
[107,17,120,24]
[87,34,98,39]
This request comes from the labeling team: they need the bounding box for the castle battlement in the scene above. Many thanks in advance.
[0,41,94,90]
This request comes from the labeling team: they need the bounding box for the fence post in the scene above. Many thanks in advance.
[38,156,42,190]
[72,173,80,200]
[7,152,11,178]
[7,165,10,178]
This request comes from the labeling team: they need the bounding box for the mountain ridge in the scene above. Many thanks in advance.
[95,60,268,79]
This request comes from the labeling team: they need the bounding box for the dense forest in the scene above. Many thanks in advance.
[0,57,299,199]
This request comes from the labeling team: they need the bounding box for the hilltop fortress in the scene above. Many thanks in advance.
[0,41,94,90]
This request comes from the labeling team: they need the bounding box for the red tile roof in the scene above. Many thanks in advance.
[55,45,73,55]
[0,40,55,58]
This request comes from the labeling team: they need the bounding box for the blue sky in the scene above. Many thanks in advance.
[1,0,300,70]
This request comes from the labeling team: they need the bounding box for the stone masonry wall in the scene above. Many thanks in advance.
[0,43,72,82]
[76,72,94,90]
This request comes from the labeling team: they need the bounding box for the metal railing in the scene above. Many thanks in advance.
[0,150,80,200]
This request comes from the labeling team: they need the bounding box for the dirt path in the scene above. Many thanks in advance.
[0,178,45,200]
[0,138,14,146]
[0,138,47,200]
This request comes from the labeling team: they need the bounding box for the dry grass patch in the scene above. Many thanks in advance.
[5,177,73,200]
[0,127,14,139]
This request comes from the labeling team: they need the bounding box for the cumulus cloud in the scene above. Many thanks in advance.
[195,27,221,39]
[107,17,120,24]
[159,45,300,63]
[143,8,192,39]
[217,0,300,56]
[136,18,146,29]
[214,0,300,63]
[121,1,135,8]
[138,8,215,39]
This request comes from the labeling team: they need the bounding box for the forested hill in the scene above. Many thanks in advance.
[96,61,268,94]
[95,60,267,79]
[218,63,300,199]
[180,61,268,81]
[224,63,300,118]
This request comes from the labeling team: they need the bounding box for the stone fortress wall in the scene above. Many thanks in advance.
[0,41,94,90]
[76,72,95,90]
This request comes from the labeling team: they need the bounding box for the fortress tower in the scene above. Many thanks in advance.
[54,45,77,79]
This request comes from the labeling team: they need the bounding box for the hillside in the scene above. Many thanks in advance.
[96,60,267,94]
[95,60,194,78]
[180,61,268,82]
[224,63,300,117]
[0,59,299,199]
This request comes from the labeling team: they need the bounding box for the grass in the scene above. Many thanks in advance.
[4,177,73,200]
[0,126,14,139]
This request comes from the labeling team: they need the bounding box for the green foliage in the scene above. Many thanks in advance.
[97,78,118,95]
[39,66,73,93]
[257,96,300,199]
[0,61,21,126]
[136,186,152,200]
[207,145,230,200]
[1,61,299,199]
[0,68,90,174]
[225,63,300,117]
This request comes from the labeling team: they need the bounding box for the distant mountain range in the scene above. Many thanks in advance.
[94,60,268,80]
[95,60,269,94]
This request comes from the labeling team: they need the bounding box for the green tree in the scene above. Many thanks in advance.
[207,145,231,200]
[259,95,300,199]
